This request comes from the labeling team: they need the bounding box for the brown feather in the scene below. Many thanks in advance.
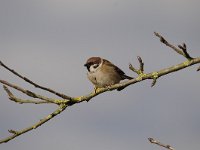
[85,57,101,66]
[102,59,125,76]
[85,57,133,91]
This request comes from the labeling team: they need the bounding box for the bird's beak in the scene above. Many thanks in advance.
[84,63,90,71]
[84,63,88,67]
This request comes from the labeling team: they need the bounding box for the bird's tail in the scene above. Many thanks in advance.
[122,74,133,80]
[117,75,133,91]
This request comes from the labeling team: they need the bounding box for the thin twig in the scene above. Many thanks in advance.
[154,32,194,60]
[8,130,19,135]
[129,56,144,75]
[0,80,63,104]
[151,78,157,87]
[129,63,139,74]
[0,61,72,100]
[0,104,67,144]
[178,43,193,59]
[137,56,144,73]
[3,85,50,104]
[148,138,175,150]
[154,32,185,57]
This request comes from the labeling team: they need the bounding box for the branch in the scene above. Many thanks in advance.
[148,138,175,150]
[154,32,193,60]
[0,32,199,144]
[0,104,67,143]
[129,56,144,75]
[3,85,50,104]
[129,56,157,87]
[0,61,72,100]
[0,80,64,105]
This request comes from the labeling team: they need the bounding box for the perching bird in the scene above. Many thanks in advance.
[84,57,133,91]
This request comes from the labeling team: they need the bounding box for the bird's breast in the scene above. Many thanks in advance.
[87,68,121,88]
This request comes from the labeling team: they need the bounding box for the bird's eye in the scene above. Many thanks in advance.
[93,64,99,68]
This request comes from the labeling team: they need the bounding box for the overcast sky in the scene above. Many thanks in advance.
[0,0,200,150]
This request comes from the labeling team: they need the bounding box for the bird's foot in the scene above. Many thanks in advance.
[93,87,100,94]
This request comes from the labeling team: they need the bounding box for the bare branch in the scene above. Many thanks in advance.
[0,32,200,144]
[0,61,72,100]
[3,85,50,104]
[154,32,183,55]
[178,43,187,51]
[151,78,157,87]
[129,56,144,75]
[137,56,144,73]
[8,130,19,135]
[154,32,194,60]
[129,63,139,74]
[148,138,175,150]
[0,80,64,104]
[129,56,158,87]
[178,43,193,59]
[0,104,67,144]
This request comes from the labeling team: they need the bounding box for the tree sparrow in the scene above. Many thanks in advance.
[84,57,133,91]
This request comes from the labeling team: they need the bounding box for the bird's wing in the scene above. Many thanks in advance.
[103,59,125,76]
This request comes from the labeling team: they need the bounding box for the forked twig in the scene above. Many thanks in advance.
[154,32,193,60]
[178,43,193,59]
[129,56,144,75]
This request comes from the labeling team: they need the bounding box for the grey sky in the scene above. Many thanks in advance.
[0,0,200,150]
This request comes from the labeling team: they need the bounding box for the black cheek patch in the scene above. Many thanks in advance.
[86,66,90,72]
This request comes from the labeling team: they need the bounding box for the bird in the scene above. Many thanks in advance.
[84,57,133,91]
